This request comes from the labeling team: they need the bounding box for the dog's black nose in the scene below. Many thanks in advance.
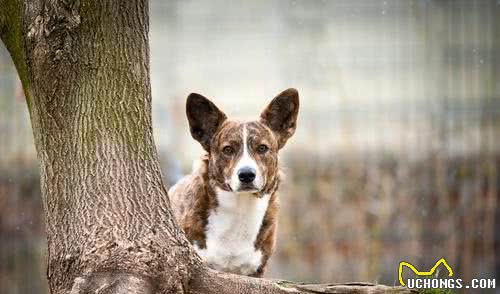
[238,167,256,183]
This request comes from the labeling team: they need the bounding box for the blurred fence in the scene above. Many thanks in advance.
[1,0,499,293]
[273,152,498,285]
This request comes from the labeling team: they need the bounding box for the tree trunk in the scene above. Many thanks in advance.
[1,1,415,293]
[2,0,197,292]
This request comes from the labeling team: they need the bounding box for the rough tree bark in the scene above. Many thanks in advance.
[0,1,415,293]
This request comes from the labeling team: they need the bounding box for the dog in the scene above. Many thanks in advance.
[168,88,299,277]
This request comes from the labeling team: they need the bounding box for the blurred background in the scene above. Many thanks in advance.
[1,0,499,293]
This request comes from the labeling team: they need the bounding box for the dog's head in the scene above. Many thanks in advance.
[186,88,299,195]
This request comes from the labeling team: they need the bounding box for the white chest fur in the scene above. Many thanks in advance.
[194,189,270,275]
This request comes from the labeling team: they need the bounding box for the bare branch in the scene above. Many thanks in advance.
[189,266,417,294]
[0,0,22,63]
[0,0,34,108]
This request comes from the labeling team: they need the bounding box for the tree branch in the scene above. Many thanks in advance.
[0,0,34,109]
[189,266,417,294]
[0,0,22,66]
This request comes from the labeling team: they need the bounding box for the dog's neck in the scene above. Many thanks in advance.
[195,176,277,276]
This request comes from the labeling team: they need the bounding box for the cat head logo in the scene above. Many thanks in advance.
[398,258,454,286]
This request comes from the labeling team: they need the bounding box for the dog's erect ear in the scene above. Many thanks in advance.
[186,93,227,151]
[260,88,299,149]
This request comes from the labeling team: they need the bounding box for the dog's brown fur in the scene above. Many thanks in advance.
[169,88,299,277]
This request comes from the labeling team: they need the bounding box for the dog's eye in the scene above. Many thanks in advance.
[222,146,234,155]
[256,144,269,154]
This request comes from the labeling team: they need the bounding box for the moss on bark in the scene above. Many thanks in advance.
[0,0,32,110]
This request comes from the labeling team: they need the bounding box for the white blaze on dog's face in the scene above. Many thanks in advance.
[186,89,299,196]
[228,123,263,192]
